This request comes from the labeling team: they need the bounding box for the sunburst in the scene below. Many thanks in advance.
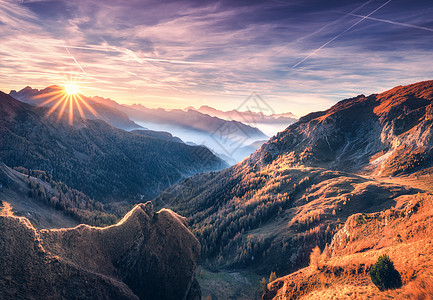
[64,82,80,96]
[35,80,98,125]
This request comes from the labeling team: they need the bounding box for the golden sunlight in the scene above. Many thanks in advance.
[64,82,80,96]
[35,80,98,125]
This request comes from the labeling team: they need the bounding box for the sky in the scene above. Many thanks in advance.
[0,0,432,117]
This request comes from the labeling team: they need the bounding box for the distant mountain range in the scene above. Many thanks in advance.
[154,80,433,298]
[0,91,226,202]
[10,86,143,131]
[189,105,297,126]
[10,87,279,163]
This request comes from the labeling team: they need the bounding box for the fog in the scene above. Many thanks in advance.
[135,121,277,164]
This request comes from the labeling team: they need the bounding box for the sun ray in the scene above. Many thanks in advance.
[34,90,64,99]
[57,95,70,122]
[45,95,67,119]
[73,95,85,119]
[35,80,97,125]
[39,93,63,107]
[57,97,69,122]
[68,96,74,125]
[76,93,99,118]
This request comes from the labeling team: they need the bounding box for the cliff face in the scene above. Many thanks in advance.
[0,201,201,300]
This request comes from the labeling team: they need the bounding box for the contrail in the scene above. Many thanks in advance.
[293,0,392,68]
[298,0,373,42]
[64,44,87,75]
[57,44,206,65]
[346,12,433,33]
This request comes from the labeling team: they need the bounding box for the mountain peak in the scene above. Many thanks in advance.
[254,80,433,176]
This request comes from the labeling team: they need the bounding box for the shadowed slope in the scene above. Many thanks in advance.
[0,91,226,201]
[0,202,201,300]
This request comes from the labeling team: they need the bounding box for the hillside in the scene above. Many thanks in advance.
[0,201,201,300]
[156,163,416,274]
[265,193,433,299]
[0,91,226,202]
[0,163,117,228]
[153,81,433,297]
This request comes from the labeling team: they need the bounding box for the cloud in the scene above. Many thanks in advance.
[0,0,433,117]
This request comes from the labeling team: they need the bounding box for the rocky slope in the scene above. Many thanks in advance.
[0,201,201,300]
[254,80,433,176]
[0,91,226,202]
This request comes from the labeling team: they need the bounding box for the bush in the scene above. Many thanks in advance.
[370,254,402,291]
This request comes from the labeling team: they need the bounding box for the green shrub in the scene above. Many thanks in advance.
[370,254,402,291]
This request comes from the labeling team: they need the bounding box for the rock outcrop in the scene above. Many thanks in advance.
[0,201,201,300]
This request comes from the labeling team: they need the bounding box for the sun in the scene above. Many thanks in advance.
[34,79,98,126]
[64,82,80,96]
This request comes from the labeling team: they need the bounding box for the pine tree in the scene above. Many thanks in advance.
[310,246,321,270]
[269,271,277,283]
[260,277,268,295]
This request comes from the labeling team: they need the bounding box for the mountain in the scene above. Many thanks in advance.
[10,86,142,131]
[153,80,433,298]
[0,91,226,202]
[0,201,201,300]
[131,129,184,143]
[86,95,269,163]
[191,105,298,135]
[255,80,433,176]
[193,105,297,122]
[125,104,270,162]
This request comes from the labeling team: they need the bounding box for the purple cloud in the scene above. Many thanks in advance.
[0,0,432,116]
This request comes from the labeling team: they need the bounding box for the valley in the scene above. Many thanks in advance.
[2,0,433,298]
[154,80,433,298]
[1,80,433,299]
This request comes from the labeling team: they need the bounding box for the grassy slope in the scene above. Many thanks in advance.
[265,193,433,299]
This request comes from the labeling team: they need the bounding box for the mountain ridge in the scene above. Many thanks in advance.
[10,86,143,131]
[253,80,433,176]
[0,201,201,300]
